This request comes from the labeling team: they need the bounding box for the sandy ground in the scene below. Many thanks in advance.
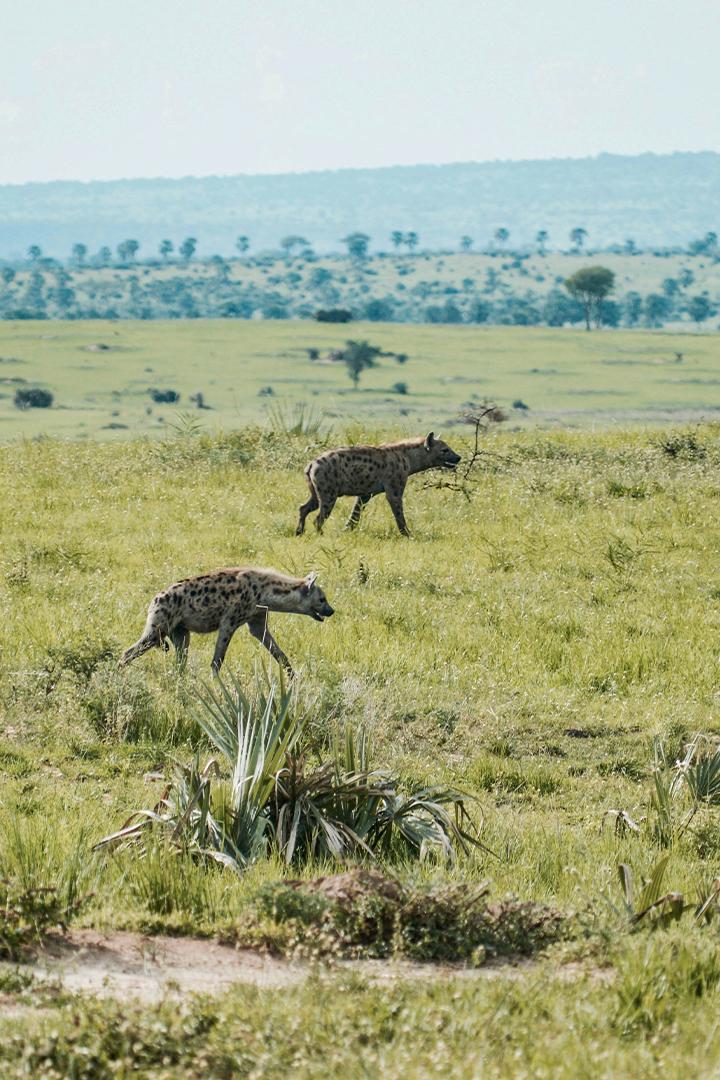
[0,930,552,1004]
[29,930,306,1000]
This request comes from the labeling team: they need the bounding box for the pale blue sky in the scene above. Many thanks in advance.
[2,0,718,183]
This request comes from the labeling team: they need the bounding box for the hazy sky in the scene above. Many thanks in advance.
[3,0,719,184]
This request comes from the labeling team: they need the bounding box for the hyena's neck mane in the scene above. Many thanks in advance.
[379,437,425,451]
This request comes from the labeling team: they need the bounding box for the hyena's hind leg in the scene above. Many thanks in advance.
[118,626,166,668]
[119,604,169,668]
[314,494,336,533]
[345,494,372,530]
[296,474,320,535]
[169,626,190,670]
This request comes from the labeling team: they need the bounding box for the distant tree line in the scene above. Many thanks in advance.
[0,256,714,328]
[6,228,719,269]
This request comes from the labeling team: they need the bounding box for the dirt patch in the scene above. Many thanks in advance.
[0,929,571,1004]
[28,930,305,1001]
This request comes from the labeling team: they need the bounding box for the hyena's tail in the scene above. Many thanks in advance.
[296,465,321,536]
[118,614,167,668]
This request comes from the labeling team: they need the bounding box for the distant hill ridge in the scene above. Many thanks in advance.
[1,152,718,258]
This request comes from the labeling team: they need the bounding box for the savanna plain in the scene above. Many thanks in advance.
[1,320,720,1077]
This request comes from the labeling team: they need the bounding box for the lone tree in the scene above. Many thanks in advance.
[535,230,548,255]
[159,239,174,261]
[342,340,382,389]
[494,227,509,250]
[280,235,308,257]
[564,266,615,330]
[390,230,404,251]
[570,227,588,252]
[117,239,140,263]
[72,243,87,267]
[27,245,42,263]
[405,231,419,253]
[179,237,197,262]
[688,295,712,323]
[235,236,250,255]
[460,235,473,252]
[342,232,371,260]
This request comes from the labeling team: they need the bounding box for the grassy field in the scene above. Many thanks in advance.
[1,319,719,440]
[2,416,720,1073]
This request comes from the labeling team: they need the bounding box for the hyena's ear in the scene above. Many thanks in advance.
[424,431,435,451]
[302,571,318,594]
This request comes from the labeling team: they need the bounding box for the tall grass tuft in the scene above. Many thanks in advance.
[265,400,327,438]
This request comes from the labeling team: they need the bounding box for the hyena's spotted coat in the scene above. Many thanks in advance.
[296,431,461,537]
[119,567,334,675]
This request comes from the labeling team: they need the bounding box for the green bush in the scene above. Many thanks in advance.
[246,870,567,962]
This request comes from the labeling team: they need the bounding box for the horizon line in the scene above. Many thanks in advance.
[1,148,718,190]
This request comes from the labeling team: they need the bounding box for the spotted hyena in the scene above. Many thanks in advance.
[296,431,461,537]
[119,567,334,675]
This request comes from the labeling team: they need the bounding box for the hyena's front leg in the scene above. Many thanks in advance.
[345,494,372,530]
[211,617,242,673]
[247,614,294,677]
[385,483,410,537]
[170,626,190,670]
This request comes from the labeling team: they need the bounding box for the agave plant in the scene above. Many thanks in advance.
[271,727,486,864]
[603,735,720,849]
[94,756,233,862]
[97,674,301,869]
[265,401,327,438]
[98,677,485,871]
[616,856,686,927]
[195,674,302,862]
[673,735,720,806]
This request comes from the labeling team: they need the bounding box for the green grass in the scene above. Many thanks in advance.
[3,416,720,1071]
[1,319,719,440]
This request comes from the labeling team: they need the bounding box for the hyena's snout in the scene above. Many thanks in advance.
[312,601,335,622]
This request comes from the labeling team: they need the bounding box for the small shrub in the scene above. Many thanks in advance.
[148,387,180,404]
[512,399,529,410]
[658,431,706,460]
[14,387,53,409]
[392,381,409,395]
[0,879,84,960]
[246,871,566,962]
[45,640,117,683]
[258,386,274,397]
[315,308,353,323]
[607,479,647,499]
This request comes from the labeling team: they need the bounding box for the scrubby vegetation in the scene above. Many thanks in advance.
[244,869,566,962]
[0,879,84,960]
[98,677,482,869]
[1,247,718,328]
